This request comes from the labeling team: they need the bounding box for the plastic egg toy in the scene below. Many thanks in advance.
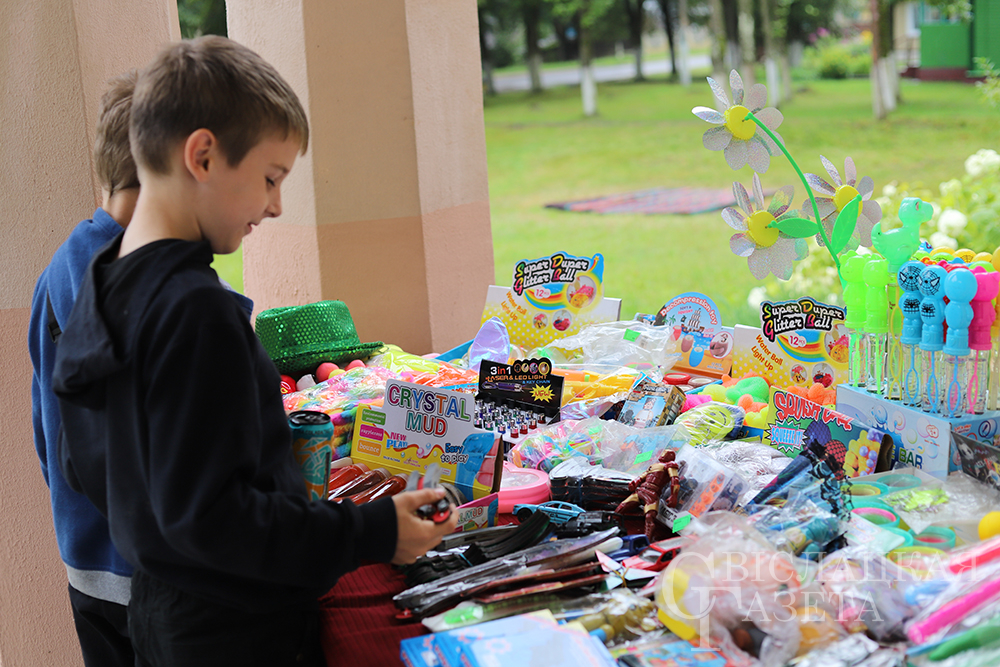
[346,359,366,370]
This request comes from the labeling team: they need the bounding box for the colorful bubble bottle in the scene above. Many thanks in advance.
[969,267,1000,414]
[942,269,976,417]
[918,265,948,414]
[843,254,870,388]
[991,248,1000,412]
[864,257,892,395]
[898,261,925,407]
[872,198,928,401]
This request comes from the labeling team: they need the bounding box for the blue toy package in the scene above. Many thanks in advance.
[432,612,560,667]
[400,634,441,667]
[613,637,730,667]
[450,626,617,667]
[403,611,618,667]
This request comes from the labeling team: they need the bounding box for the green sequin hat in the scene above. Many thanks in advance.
[255,300,384,375]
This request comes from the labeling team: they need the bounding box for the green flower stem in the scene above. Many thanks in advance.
[743,110,842,277]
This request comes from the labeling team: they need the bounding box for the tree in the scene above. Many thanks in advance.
[477,0,521,96]
[736,0,756,85]
[521,0,546,93]
[622,0,647,81]
[547,0,617,116]
[176,0,226,38]
[656,0,680,83]
[707,0,726,79]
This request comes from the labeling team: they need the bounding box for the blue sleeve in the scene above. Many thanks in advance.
[28,277,51,485]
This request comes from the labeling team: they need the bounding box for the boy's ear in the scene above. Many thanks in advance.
[182,129,220,183]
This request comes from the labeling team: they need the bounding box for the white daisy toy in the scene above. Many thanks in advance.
[723,174,808,280]
[803,155,883,248]
[693,70,784,174]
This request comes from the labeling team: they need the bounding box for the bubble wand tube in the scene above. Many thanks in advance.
[864,258,891,395]
[991,247,1000,412]
[842,255,870,388]
[871,201,926,400]
[942,269,976,418]
[968,268,999,414]
[897,261,925,406]
[886,282,905,401]
[919,265,947,414]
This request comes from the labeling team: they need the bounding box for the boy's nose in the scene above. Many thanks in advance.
[265,190,282,218]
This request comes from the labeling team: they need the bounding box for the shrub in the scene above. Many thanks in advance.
[818,44,851,79]
[802,37,873,80]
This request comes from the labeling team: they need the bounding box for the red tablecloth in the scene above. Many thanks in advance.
[319,563,420,666]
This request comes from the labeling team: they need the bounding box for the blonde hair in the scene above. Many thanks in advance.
[94,70,140,196]
[130,35,309,175]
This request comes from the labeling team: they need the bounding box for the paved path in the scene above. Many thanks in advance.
[492,54,712,92]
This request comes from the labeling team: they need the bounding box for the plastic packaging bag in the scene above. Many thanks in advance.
[881,472,1000,536]
[750,498,845,561]
[531,321,682,377]
[656,512,804,666]
[367,345,479,390]
[468,316,510,372]
[904,556,1000,646]
[509,417,691,475]
[698,440,793,503]
[792,634,906,667]
[816,546,917,642]
[558,365,646,420]
[656,444,749,528]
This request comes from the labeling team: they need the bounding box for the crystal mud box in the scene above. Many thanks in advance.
[350,379,503,501]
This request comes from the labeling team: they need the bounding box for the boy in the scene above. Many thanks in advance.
[53,36,455,666]
[29,71,140,667]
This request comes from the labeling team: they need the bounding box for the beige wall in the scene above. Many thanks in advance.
[230,0,494,354]
[0,1,177,664]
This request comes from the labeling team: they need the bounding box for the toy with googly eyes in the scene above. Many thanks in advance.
[898,261,925,406]
[918,265,947,414]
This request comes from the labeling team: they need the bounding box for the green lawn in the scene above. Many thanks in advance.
[216,76,997,326]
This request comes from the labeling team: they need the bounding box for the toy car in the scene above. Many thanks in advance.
[606,533,649,561]
[513,500,585,524]
[621,536,691,572]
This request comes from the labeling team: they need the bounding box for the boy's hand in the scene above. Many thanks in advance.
[390,488,458,565]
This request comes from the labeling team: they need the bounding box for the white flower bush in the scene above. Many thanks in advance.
[937,208,968,236]
[965,149,1000,178]
[746,286,768,309]
[929,231,959,250]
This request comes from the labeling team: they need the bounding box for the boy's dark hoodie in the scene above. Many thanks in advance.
[52,234,396,611]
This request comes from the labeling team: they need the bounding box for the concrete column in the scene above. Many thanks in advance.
[0,1,178,664]
[228,0,494,354]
